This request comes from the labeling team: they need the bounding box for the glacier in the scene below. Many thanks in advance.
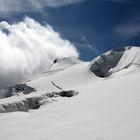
[0,46,140,140]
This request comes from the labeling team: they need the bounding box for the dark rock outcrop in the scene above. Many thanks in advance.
[14,84,36,94]
[58,90,78,97]
[89,47,131,77]
[2,84,36,98]
[47,90,78,98]
[0,97,43,113]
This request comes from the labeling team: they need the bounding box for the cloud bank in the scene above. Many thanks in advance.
[0,17,78,89]
[0,0,134,15]
[74,36,99,54]
[0,0,85,13]
[114,17,140,39]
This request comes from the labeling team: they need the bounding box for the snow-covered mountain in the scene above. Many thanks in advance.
[0,46,140,140]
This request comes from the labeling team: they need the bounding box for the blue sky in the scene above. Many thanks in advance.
[0,0,140,60]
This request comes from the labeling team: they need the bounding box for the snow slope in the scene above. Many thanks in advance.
[27,57,97,92]
[0,47,140,140]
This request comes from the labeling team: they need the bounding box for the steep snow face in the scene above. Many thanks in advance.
[89,47,140,77]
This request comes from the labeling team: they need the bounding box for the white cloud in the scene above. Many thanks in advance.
[114,17,140,39]
[0,0,134,16]
[0,17,78,88]
[74,36,99,54]
[103,0,133,3]
[0,0,85,13]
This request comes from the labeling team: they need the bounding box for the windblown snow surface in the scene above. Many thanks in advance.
[0,46,140,140]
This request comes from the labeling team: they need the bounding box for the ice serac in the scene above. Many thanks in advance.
[0,90,78,113]
[89,46,140,77]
